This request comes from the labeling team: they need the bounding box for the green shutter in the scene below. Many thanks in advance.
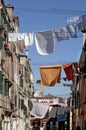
[0,120,2,130]
[4,82,9,96]
[0,10,1,23]
[1,13,4,24]
[21,99,24,109]
[28,100,33,111]
[0,71,3,94]
[21,100,27,116]
[83,58,86,73]
[19,98,20,109]
[20,76,23,88]
[23,105,27,116]
[0,36,3,49]
[15,95,17,108]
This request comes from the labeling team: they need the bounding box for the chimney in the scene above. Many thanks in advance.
[6,4,14,19]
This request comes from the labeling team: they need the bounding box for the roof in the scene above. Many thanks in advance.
[44,93,58,98]
[33,93,58,99]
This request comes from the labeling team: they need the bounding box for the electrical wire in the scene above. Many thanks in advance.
[14,7,86,15]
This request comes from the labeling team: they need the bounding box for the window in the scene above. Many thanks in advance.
[0,36,3,49]
[20,75,23,88]
[4,81,9,96]
[0,71,3,94]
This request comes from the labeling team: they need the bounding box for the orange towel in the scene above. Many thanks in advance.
[40,65,61,86]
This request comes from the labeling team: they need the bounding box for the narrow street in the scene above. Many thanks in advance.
[0,0,86,130]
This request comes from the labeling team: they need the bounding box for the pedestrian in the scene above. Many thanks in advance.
[76,126,80,130]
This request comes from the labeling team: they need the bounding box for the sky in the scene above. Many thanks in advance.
[4,0,86,98]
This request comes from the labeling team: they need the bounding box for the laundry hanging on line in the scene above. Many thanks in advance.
[39,62,77,87]
[8,14,86,55]
[54,26,69,41]
[35,30,55,55]
[40,65,61,86]
[67,24,77,38]
[8,32,34,48]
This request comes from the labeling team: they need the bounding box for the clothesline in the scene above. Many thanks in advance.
[8,14,86,55]
[39,62,78,87]
[8,14,86,41]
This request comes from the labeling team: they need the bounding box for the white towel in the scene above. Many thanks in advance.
[35,30,55,55]
[30,103,49,118]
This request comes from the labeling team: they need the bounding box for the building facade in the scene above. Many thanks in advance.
[71,31,86,130]
[0,0,34,130]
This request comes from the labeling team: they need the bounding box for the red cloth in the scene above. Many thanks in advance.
[62,64,73,80]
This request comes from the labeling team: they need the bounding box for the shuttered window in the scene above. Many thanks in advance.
[23,105,27,116]
[4,82,9,96]
[19,98,20,109]
[21,99,24,109]
[0,71,3,94]
[28,100,33,111]
[77,91,80,108]
[84,78,86,103]
[15,95,17,108]
[0,36,3,50]
[1,12,4,25]
[20,75,23,88]
[0,10,1,24]
[83,56,86,73]
[21,99,27,116]
[0,120,2,130]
